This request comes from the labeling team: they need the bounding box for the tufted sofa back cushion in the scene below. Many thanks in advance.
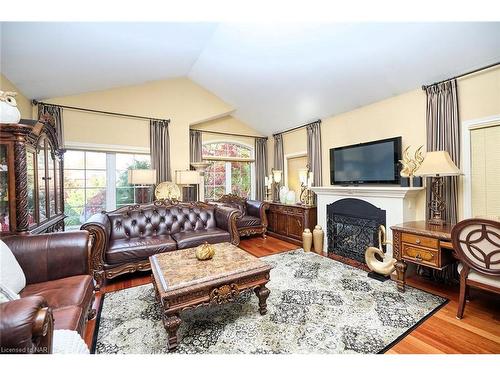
[108,206,217,241]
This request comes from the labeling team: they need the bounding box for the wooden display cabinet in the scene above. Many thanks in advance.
[0,116,65,236]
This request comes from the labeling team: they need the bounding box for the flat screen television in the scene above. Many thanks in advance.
[330,136,402,185]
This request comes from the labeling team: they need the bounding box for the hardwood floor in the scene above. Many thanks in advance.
[84,236,500,354]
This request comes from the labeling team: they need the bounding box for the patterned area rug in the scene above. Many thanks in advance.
[92,250,447,354]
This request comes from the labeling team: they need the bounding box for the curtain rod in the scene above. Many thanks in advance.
[421,61,500,90]
[32,100,170,123]
[272,119,321,137]
[191,128,268,140]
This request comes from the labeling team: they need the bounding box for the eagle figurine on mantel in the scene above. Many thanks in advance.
[0,90,21,124]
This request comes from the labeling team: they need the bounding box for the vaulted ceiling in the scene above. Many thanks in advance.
[2,22,500,134]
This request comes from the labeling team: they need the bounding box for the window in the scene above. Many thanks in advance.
[202,142,253,200]
[116,153,152,208]
[64,150,107,230]
[63,150,151,230]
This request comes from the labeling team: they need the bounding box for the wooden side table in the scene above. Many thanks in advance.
[391,221,456,292]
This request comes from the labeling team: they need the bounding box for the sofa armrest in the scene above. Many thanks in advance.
[214,205,242,246]
[81,213,111,290]
[246,200,270,228]
[0,296,54,354]
[3,231,90,285]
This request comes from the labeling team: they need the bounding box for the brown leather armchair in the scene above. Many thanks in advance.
[214,194,270,239]
[0,231,94,354]
[82,200,241,289]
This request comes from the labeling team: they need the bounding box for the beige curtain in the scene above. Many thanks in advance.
[189,130,202,167]
[255,138,268,201]
[273,133,284,171]
[38,103,64,147]
[149,119,171,183]
[306,120,322,186]
[425,79,460,224]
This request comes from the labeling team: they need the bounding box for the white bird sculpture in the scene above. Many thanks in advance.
[0,91,21,124]
[365,225,396,276]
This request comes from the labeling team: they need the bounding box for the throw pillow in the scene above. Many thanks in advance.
[0,283,20,303]
[53,330,90,354]
[0,240,26,294]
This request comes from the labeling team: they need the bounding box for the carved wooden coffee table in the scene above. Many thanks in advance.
[149,242,272,351]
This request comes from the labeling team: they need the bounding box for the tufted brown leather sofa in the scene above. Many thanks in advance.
[0,231,94,353]
[81,200,241,289]
[212,194,270,239]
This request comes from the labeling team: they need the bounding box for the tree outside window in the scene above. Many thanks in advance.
[64,150,107,230]
[202,142,253,200]
[63,150,151,230]
[115,153,151,208]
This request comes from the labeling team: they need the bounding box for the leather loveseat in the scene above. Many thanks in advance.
[213,194,270,238]
[0,231,94,354]
[81,200,241,289]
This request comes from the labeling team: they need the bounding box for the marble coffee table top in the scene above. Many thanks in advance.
[150,242,271,292]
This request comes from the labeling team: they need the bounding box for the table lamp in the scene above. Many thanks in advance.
[298,165,314,206]
[128,169,156,204]
[175,170,200,201]
[414,151,462,226]
[271,169,282,202]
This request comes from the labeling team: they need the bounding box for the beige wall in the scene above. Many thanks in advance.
[0,74,32,119]
[459,67,500,121]
[45,78,236,173]
[269,66,500,220]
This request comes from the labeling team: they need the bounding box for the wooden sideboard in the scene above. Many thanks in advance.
[391,221,456,292]
[266,202,317,246]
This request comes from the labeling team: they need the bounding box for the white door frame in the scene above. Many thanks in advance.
[461,114,500,219]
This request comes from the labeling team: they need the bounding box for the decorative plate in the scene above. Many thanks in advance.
[154,181,181,200]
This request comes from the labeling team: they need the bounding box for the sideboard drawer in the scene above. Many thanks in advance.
[402,233,439,249]
[402,244,440,268]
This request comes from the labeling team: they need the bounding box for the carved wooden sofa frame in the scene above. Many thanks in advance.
[215,194,270,239]
[82,200,241,290]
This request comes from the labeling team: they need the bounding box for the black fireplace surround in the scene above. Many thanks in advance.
[327,198,386,263]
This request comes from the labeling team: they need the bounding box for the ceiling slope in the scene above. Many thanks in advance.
[2,22,500,134]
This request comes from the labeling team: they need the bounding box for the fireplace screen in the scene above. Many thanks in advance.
[327,198,386,263]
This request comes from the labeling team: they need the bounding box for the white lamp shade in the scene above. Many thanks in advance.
[175,170,200,185]
[273,169,283,183]
[298,169,308,184]
[414,151,462,177]
[127,169,156,185]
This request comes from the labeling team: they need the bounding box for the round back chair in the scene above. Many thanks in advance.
[452,218,500,277]
[451,218,500,319]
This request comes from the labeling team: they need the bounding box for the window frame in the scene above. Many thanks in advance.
[201,140,255,200]
[63,149,151,229]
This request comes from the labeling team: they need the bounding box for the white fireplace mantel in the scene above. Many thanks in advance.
[311,185,425,254]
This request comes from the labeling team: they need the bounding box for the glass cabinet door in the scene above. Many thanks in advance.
[55,158,62,214]
[0,144,10,232]
[26,150,36,227]
[47,145,56,218]
[38,139,47,222]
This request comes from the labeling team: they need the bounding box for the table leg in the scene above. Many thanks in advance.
[163,313,182,351]
[395,260,408,292]
[254,285,270,315]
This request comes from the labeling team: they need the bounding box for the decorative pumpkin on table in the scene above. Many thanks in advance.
[196,242,215,261]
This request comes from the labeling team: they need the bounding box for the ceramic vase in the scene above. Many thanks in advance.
[279,186,289,204]
[302,229,312,252]
[285,190,296,205]
[313,225,324,254]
